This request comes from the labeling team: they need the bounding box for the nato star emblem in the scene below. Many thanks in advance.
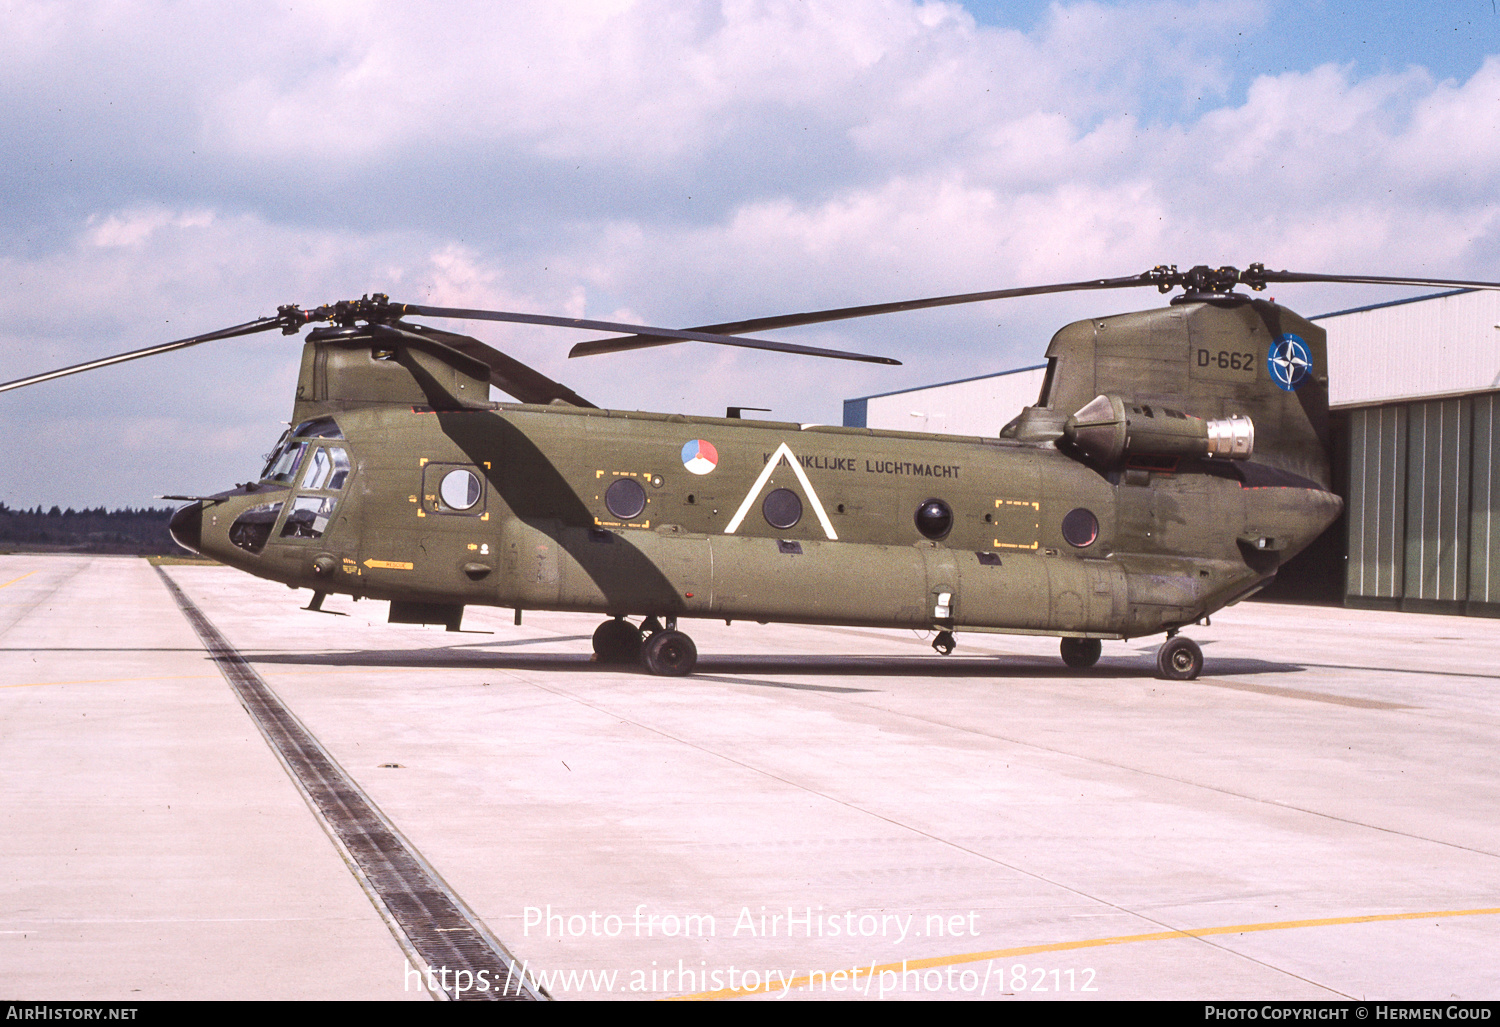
[1268,334,1312,391]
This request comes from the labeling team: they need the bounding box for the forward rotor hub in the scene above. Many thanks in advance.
[276,293,407,334]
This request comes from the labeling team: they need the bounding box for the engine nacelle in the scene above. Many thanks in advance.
[1063,394,1253,466]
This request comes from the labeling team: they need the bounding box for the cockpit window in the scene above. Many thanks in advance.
[261,418,347,484]
[280,496,336,539]
[291,417,344,440]
[264,440,309,484]
[301,446,350,491]
[259,430,291,480]
[229,502,283,554]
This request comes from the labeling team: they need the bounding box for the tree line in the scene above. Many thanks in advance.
[0,503,179,555]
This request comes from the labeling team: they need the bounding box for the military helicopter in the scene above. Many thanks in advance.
[6,262,1497,680]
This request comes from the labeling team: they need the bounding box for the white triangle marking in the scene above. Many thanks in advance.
[723,442,838,540]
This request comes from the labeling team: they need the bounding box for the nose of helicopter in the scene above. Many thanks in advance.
[168,502,203,554]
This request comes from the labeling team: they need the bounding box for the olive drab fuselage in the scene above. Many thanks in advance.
[183,296,1344,640]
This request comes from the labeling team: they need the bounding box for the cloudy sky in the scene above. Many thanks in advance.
[2,0,1498,509]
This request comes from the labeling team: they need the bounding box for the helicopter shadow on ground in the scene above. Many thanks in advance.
[240,637,1307,686]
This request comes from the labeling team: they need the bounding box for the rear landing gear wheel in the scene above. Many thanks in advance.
[932,630,956,655]
[592,618,643,664]
[641,629,697,676]
[1156,635,1203,680]
[1060,637,1102,669]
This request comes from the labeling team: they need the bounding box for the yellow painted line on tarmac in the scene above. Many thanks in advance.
[673,906,1500,1000]
[0,571,37,590]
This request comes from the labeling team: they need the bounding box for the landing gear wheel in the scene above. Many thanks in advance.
[1060,637,1102,669]
[932,630,956,656]
[641,629,698,676]
[592,618,643,664]
[1156,636,1203,680]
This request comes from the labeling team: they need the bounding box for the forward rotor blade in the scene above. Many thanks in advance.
[393,303,900,365]
[0,317,283,395]
[566,273,1151,359]
[384,322,598,408]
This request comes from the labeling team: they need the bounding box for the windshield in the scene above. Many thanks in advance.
[259,418,344,483]
[264,440,308,484]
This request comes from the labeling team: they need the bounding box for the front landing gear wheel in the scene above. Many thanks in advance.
[1060,637,1102,669]
[641,629,697,676]
[932,630,956,655]
[592,618,642,663]
[1156,636,1203,680]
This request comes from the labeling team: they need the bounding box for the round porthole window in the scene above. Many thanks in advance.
[1061,507,1099,548]
[440,468,482,511]
[914,498,953,540]
[604,477,647,520]
[762,488,803,530]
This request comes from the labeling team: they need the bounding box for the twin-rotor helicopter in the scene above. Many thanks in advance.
[7,262,1497,679]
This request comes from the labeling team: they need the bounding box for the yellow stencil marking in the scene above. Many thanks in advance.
[991,498,1040,551]
[0,571,38,590]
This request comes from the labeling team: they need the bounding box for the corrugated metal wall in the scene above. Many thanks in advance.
[1323,289,1500,409]
[1405,397,1471,603]
[1470,393,1500,609]
[1347,405,1406,600]
[1346,392,1500,615]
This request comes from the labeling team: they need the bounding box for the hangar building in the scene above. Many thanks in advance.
[843,290,1500,617]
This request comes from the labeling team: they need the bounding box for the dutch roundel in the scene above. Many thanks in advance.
[681,439,719,475]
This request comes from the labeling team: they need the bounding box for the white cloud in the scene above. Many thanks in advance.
[1,0,1499,508]
[85,208,215,248]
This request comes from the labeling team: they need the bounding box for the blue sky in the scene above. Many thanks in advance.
[2,0,1499,507]
[971,2,1500,91]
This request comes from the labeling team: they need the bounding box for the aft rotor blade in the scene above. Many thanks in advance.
[566,273,1152,359]
[565,264,1500,359]
[393,303,900,365]
[0,317,283,395]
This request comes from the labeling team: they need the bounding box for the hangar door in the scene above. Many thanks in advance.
[1346,393,1500,616]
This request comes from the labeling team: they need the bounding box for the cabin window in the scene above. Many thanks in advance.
[762,488,802,530]
[914,498,953,540]
[422,463,487,516]
[441,468,483,511]
[1061,508,1099,548]
[604,477,647,520]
